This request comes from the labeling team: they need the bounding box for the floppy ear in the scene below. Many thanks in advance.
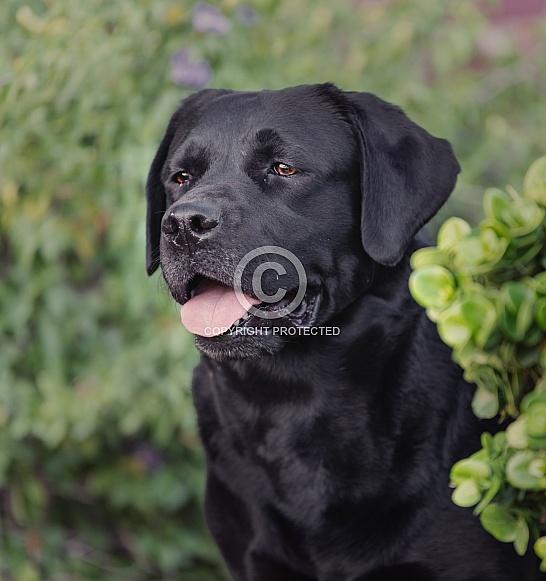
[145,89,232,275]
[345,92,461,266]
[146,112,180,275]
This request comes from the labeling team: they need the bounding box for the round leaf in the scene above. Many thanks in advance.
[437,302,472,347]
[409,265,456,310]
[452,479,482,508]
[410,247,449,269]
[472,385,499,419]
[534,536,546,559]
[437,217,472,250]
[506,417,529,449]
[506,451,546,490]
[527,402,546,438]
[523,156,546,206]
[483,188,512,222]
[480,504,519,543]
[460,294,498,347]
[451,458,491,485]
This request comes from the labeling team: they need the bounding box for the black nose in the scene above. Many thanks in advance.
[162,202,220,243]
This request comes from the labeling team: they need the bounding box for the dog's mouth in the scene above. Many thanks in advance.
[178,274,320,339]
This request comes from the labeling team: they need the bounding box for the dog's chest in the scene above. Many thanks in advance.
[191,362,441,577]
[194,373,335,523]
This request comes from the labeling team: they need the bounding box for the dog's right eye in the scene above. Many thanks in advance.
[173,170,191,185]
[272,163,297,177]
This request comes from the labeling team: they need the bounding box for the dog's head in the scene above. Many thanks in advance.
[146,84,460,360]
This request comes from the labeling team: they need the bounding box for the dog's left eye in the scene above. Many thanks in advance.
[272,163,297,177]
[173,170,191,185]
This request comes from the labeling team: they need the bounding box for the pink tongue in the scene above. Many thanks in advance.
[180,280,261,337]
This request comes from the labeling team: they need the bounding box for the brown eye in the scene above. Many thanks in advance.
[173,170,191,185]
[273,163,297,176]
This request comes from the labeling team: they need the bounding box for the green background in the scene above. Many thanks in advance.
[1,0,545,579]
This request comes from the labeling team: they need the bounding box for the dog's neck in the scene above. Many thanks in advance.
[196,239,479,474]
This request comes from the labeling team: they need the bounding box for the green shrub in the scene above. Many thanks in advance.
[1,0,545,578]
[410,157,546,571]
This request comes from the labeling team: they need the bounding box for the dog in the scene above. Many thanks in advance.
[145,84,541,580]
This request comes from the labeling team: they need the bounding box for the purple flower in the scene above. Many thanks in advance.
[236,6,259,26]
[170,48,213,88]
[133,444,164,472]
[192,3,232,35]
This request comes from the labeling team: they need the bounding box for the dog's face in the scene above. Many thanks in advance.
[146,84,460,360]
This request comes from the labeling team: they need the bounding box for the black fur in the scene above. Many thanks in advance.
[146,84,542,580]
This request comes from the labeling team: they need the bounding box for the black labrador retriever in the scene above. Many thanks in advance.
[145,84,541,580]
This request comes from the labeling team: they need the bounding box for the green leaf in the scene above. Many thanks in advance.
[472,385,499,419]
[534,272,546,295]
[527,434,546,450]
[410,247,450,269]
[514,517,530,556]
[491,431,508,453]
[535,297,546,331]
[523,156,546,206]
[506,450,546,490]
[527,402,546,438]
[451,458,492,485]
[483,188,512,223]
[506,417,529,449]
[452,479,482,507]
[453,236,487,269]
[480,504,519,543]
[409,265,457,310]
[521,390,546,413]
[437,217,472,250]
[450,456,492,508]
[521,325,543,348]
[535,536,546,572]
[479,227,509,262]
[502,281,535,314]
[460,294,498,347]
[534,536,546,559]
[499,282,535,342]
[437,302,472,347]
[509,199,545,237]
[437,293,498,351]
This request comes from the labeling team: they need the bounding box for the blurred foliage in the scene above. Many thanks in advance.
[410,158,546,570]
[1,0,545,578]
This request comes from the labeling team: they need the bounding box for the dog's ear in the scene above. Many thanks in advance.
[146,111,179,275]
[146,89,231,275]
[345,92,461,266]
